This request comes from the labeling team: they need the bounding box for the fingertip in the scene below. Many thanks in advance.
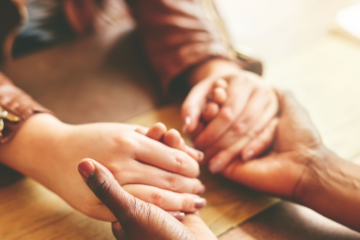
[212,87,227,104]
[198,184,206,195]
[215,78,228,89]
[111,221,123,239]
[182,116,191,133]
[194,198,207,209]
[164,129,182,149]
[168,128,181,136]
[146,122,167,140]
[185,146,204,163]
[208,160,223,174]
[182,111,201,133]
[154,122,167,131]
[242,149,255,162]
[208,154,227,174]
[203,102,219,122]
[78,159,95,181]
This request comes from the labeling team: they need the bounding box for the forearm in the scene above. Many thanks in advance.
[298,148,360,231]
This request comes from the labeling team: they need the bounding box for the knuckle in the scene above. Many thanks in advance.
[174,151,187,172]
[117,137,138,153]
[167,173,181,192]
[151,189,165,207]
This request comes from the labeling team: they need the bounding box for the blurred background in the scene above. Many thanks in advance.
[215,0,360,62]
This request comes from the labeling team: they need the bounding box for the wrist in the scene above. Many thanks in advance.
[293,145,333,204]
[295,147,360,230]
[0,113,69,176]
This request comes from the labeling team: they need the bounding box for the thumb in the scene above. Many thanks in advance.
[78,159,144,226]
[181,81,211,133]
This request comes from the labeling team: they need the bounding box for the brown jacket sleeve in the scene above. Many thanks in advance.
[126,0,235,91]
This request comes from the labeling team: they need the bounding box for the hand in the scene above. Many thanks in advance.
[181,59,279,173]
[78,159,217,240]
[0,115,205,221]
[220,90,326,200]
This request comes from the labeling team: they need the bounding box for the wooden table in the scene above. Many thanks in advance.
[2,16,360,240]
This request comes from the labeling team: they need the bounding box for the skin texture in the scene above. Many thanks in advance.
[79,159,217,240]
[0,115,205,222]
[182,59,279,172]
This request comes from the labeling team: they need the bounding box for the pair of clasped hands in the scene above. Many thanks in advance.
[9,59,325,239]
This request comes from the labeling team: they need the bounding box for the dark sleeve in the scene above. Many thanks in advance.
[0,72,53,143]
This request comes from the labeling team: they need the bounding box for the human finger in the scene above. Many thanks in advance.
[163,128,186,151]
[119,161,205,194]
[241,118,279,161]
[123,184,207,213]
[78,159,148,225]
[214,78,228,89]
[185,146,205,163]
[210,87,227,104]
[182,80,214,133]
[145,122,167,141]
[209,86,270,151]
[244,88,278,137]
[112,222,123,240]
[208,136,250,173]
[203,102,219,122]
[135,135,200,178]
[79,159,193,240]
[162,128,204,162]
[190,121,205,140]
[194,76,254,149]
[167,211,186,221]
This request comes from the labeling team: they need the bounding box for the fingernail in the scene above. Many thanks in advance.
[209,161,223,174]
[243,150,254,161]
[78,161,95,181]
[197,151,204,162]
[194,198,207,209]
[173,212,185,221]
[198,185,206,195]
[182,117,191,133]
[188,147,204,162]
